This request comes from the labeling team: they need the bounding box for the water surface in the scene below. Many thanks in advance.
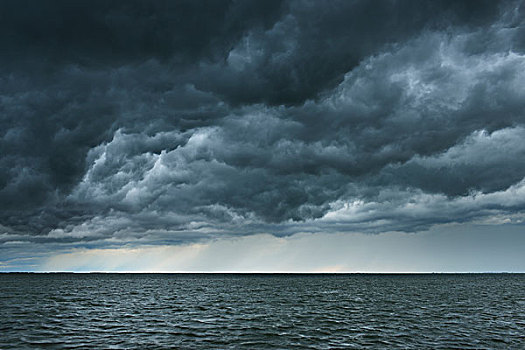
[1,273,524,348]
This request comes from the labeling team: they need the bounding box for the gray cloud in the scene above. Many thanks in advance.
[1,0,525,249]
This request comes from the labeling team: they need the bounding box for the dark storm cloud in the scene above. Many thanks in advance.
[194,0,505,105]
[1,0,525,246]
[0,0,284,66]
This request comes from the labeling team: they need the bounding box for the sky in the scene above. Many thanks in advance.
[1,0,525,272]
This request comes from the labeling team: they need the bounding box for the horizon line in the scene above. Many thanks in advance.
[2,271,524,274]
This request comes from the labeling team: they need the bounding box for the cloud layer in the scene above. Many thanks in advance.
[1,0,525,250]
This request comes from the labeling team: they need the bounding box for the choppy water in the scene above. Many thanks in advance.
[1,273,524,349]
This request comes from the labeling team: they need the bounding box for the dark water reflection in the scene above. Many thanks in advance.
[1,273,524,348]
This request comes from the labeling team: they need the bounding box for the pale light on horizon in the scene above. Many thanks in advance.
[30,223,525,273]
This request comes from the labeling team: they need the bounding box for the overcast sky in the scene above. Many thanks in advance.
[1,0,525,272]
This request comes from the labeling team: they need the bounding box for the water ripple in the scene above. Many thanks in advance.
[1,274,524,349]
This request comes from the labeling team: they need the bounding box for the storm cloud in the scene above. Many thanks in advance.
[1,0,525,250]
